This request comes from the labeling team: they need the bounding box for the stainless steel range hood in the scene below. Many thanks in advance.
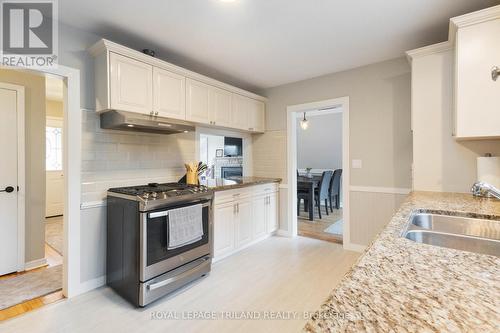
[100,110,195,134]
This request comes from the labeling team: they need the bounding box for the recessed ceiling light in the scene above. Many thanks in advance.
[219,0,237,3]
[183,130,189,133]
[127,124,134,128]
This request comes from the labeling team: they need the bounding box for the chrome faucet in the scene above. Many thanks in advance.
[471,182,500,199]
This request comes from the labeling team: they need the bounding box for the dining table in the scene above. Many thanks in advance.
[297,175,321,221]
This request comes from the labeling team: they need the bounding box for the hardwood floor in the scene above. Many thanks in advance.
[0,236,359,333]
[0,244,64,322]
[298,203,343,244]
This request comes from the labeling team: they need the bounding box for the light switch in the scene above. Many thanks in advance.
[352,159,362,169]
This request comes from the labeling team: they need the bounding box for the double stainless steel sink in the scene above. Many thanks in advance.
[403,213,500,257]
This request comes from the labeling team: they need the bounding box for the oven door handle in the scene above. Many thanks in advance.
[147,257,210,291]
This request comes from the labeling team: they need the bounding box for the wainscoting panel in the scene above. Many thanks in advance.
[349,190,407,246]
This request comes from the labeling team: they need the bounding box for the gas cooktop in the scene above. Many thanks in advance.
[108,182,212,209]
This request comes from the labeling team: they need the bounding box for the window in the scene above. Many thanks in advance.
[46,126,62,171]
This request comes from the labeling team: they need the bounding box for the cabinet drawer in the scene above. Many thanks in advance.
[252,183,278,197]
[214,187,253,205]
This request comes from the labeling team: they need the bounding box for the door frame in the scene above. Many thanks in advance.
[0,82,25,272]
[286,96,351,248]
[1,65,82,297]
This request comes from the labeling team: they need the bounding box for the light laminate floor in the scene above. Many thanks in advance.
[0,236,359,333]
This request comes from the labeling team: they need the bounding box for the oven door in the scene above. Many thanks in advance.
[140,200,212,282]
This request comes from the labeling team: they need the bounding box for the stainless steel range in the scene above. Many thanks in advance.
[106,182,213,307]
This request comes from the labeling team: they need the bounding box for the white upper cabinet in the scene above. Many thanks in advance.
[248,99,265,132]
[232,93,265,133]
[90,39,266,133]
[453,11,500,139]
[186,78,211,124]
[209,86,233,127]
[109,52,153,114]
[153,67,186,120]
[231,94,249,130]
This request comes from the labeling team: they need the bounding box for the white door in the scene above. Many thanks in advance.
[0,87,19,275]
[153,67,186,120]
[213,202,236,259]
[46,118,64,217]
[209,86,232,127]
[267,193,279,232]
[186,78,211,124]
[235,199,253,248]
[109,52,153,114]
[252,195,267,239]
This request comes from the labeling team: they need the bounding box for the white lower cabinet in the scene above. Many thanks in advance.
[235,199,253,248]
[213,202,236,259]
[213,183,279,261]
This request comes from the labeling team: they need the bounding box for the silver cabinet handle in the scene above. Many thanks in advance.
[237,203,239,214]
[492,66,500,81]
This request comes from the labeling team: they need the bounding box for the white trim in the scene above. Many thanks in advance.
[24,258,48,271]
[80,200,107,209]
[342,242,366,253]
[213,233,274,264]
[6,65,82,298]
[0,83,26,272]
[449,5,500,43]
[75,275,106,295]
[286,97,350,248]
[349,186,411,195]
[405,41,453,63]
[278,184,288,189]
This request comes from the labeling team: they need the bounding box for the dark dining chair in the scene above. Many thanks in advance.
[328,169,342,211]
[312,171,333,219]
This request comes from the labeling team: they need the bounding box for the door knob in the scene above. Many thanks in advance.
[0,186,15,193]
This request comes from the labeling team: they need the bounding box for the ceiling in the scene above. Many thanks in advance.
[59,0,499,92]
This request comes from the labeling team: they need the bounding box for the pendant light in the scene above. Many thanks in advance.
[300,112,309,130]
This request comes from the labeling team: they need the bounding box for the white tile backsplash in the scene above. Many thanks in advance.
[81,109,196,203]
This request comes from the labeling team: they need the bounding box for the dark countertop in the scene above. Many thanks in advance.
[200,177,281,191]
[304,191,500,332]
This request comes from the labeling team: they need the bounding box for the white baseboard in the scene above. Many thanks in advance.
[343,242,367,253]
[75,275,106,295]
[276,229,292,237]
[24,258,48,271]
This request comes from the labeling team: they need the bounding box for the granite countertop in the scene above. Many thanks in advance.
[200,177,281,191]
[305,191,500,332]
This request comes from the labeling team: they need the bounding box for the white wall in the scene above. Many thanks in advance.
[296,112,342,170]
[411,48,500,193]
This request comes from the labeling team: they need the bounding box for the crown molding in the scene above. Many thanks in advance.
[88,39,268,102]
[449,5,500,43]
[406,5,500,63]
[405,41,453,63]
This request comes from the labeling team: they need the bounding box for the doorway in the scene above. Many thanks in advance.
[296,109,344,243]
[0,64,81,320]
[286,97,350,247]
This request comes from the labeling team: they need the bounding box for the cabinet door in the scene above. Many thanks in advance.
[153,67,186,120]
[209,87,232,127]
[213,202,236,259]
[235,199,253,248]
[248,99,265,133]
[455,18,500,138]
[231,93,249,130]
[109,52,153,114]
[267,193,278,233]
[252,195,267,239]
[186,78,211,124]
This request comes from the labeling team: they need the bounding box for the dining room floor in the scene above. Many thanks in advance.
[298,203,343,244]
